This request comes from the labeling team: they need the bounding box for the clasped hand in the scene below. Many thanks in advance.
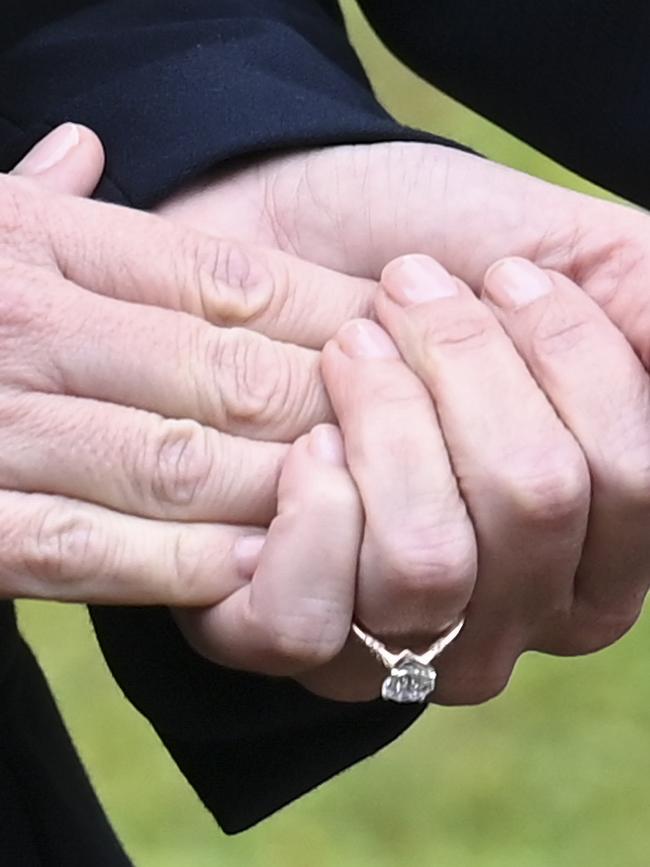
[182,252,649,705]
[5,129,649,707]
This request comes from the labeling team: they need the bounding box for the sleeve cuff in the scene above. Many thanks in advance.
[90,606,424,833]
[0,0,457,208]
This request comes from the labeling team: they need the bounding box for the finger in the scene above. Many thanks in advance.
[0,392,287,525]
[11,124,105,196]
[0,489,262,606]
[483,257,650,647]
[378,255,590,705]
[12,273,332,442]
[8,181,377,349]
[321,319,476,646]
[149,142,650,371]
[176,425,363,676]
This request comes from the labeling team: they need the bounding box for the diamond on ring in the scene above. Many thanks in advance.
[352,618,464,704]
[381,656,437,703]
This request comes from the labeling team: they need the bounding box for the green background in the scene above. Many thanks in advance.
[18,3,649,865]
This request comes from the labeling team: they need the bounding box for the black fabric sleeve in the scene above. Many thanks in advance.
[0,0,458,834]
[0,603,132,866]
[357,0,650,206]
[90,607,424,834]
[0,0,456,208]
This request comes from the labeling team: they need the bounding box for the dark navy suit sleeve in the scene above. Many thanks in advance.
[90,607,425,834]
[0,0,453,835]
[0,0,451,208]
[358,0,650,206]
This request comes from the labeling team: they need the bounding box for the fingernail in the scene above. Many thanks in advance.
[484,258,552,308]
[235,535,265,578]
[382,254,458,306]
[336,319,400,359]
[13,123,80,175]
[309,425,346,466]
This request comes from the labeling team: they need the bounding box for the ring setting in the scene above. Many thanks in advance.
[351,618,465,704]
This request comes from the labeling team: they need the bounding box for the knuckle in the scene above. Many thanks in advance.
[249,597,348,670]
[0,269,70,390]
[0,179,48,259]
[0,264,42,331]
[147,419,214,510]
[0,179,34,235]
[275,613,347,668]
[530,305,592,358]
[566,605,640,655]
[292,466,359,515]
[192,236,278,325]
[381,524,476,601]
[504,446,590,526]
[208,329,300,431]
[359,374,426,410]
[212,238,256,291]
[421,312,495,355]
[22,504,104,586]
[600,440,650,507]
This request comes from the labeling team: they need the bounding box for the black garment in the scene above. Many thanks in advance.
[0,0,443,208]
[358,0,650,208]
[1,1,649,864]
[0,604,132,867]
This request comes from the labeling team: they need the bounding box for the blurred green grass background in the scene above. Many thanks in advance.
[17,3,650,865]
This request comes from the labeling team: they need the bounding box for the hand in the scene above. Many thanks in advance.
[157,141,650,367]
[188,249,650,705]
[45,134,638,700]
[0,130,380,613]
[309,253,650,705]
[8,128,370,687]
[154,143,650,700]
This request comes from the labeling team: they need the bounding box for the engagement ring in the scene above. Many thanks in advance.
[351,618,465,704]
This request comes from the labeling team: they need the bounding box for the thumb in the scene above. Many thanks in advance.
[11,122,105,196]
